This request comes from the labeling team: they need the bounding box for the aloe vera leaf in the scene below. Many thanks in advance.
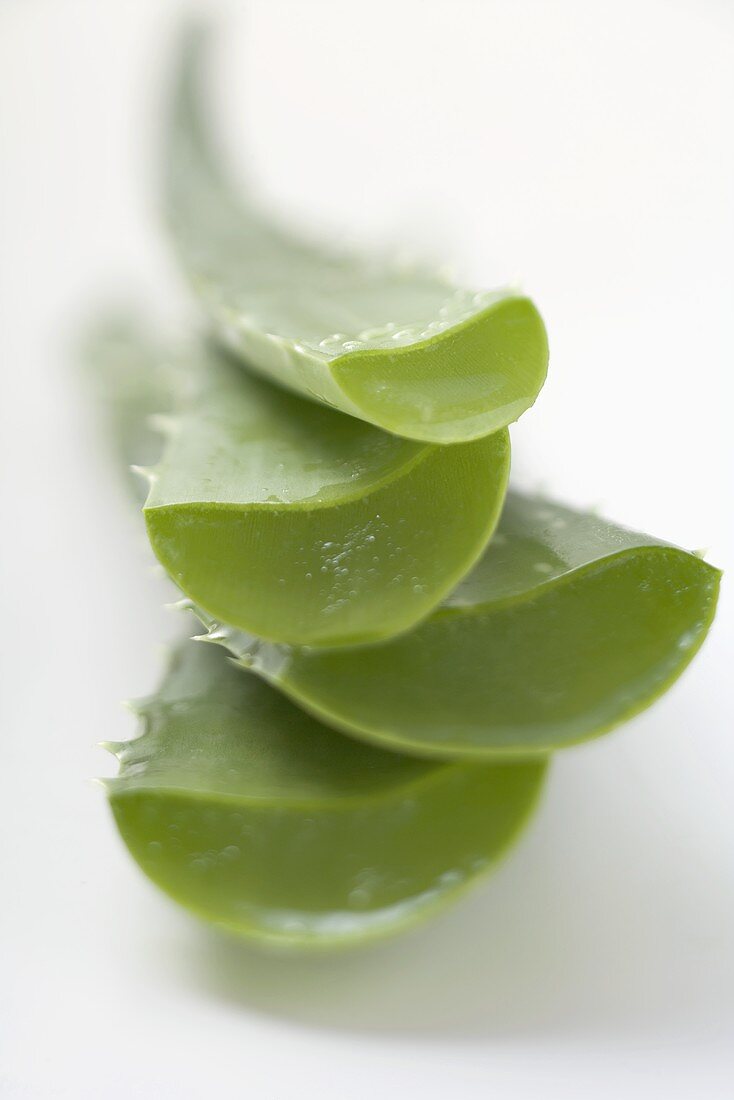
[164,26,549,443]
[196,493,721,758]
[144,340,510,647]
[81,315,172,503]
[105,640,546,948]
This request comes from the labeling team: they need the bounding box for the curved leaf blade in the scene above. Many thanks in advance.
[145,340,510,646]
[106,642,546,948]
[201,493,721,757]
[165,25,549,443]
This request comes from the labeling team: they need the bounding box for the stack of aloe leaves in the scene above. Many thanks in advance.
[95,28,720,949]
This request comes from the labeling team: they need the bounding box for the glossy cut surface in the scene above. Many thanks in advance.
[106,642,546,948]
[199,493,721,757]
[144,341,510,647]
[164,26,548,442]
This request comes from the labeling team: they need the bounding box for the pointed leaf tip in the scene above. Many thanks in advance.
[98,740,125,756]
[88,776,112,792]
[130,464,155,485]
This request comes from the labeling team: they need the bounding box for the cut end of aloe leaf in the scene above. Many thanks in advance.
[143,341,511,647]
[107,642,546,948]
[203,493,721,758]
[328,295,548,443]
[165,23,549,443]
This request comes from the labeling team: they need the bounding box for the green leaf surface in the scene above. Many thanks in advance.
[81,315,172,503]
[196,493,721,758]
[106,641,546,948]
[144,340,510,647]
[164,25,549,443]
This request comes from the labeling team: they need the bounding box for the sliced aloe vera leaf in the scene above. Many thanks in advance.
[198,493,720,757]
[144,340,510,647]
[105,641,546,948]
[164,26,548,443]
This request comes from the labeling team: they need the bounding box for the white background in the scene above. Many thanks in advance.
[1,1,733,1097]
